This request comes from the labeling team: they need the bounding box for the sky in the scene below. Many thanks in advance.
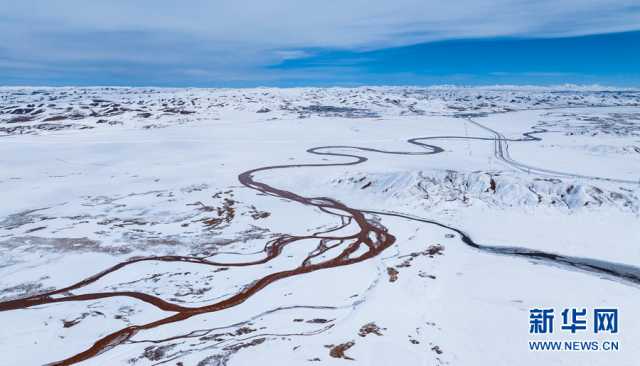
[1,0,639,87]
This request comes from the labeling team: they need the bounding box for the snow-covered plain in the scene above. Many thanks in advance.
[0,86,639,365]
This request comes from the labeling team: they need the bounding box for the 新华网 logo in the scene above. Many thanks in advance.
[528,307,619,351]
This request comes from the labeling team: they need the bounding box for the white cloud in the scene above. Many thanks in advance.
[6,0,639,46]
[0,0,638,84]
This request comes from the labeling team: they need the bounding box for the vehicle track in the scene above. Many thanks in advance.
[466,117,640,185]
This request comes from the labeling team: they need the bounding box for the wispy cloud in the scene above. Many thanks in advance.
[1,1,639,85]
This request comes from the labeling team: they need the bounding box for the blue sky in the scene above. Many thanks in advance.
[273,32,640,86]
[1,1,639,87]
